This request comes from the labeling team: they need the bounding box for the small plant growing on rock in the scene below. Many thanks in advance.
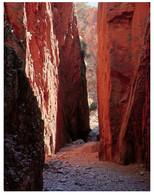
[4,23,14,39]
[89,102,97,111]
[79,36,87,56]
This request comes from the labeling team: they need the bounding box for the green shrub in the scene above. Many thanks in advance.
[79,36,87,56]
[89,102,97,111]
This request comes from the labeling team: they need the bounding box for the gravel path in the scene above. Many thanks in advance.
[43,141,150,191]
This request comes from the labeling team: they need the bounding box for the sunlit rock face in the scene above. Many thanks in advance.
[5,2,89,157]
[97,2,150,169]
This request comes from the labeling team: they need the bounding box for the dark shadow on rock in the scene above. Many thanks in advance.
[50,3,90,152]
[4,44,45,190]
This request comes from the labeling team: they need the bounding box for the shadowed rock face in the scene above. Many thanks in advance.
[51,3,90,151]
[74,3,97,102]
[5,2,90,157]
[4,44,44,190]
[97,2,150,169]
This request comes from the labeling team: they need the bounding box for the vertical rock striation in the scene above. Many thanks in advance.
[23,2,60,156]
[97,2,150,168]
[5,2,89,157]
[4,2,89,190]
[51,3,90,151]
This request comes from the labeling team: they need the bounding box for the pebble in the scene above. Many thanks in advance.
[55,187,64,191]
[75,169,80,174]
[90,162,95,165]
[119,178,124,182]
[85,166,92,170]
[51,165,58,170]
[111,179,117,183]
[75,181,84,186]
[60,178,67,183]
[57,169,65,174]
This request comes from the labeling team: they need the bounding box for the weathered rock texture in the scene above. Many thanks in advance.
[51,3,90,151]
[5,2,89,157]
[74,3,97,102]
[4,44,44,190]
[97,2,150,169]
[4,3,26,66]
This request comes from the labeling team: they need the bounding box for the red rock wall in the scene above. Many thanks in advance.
[51,3,90,151]
[5,2,89,157]
[23,2,60,156]
[4,3,26,65]
[97,2,150,168]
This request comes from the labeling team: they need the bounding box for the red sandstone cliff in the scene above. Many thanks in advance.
[97,2,150,169]
[74,3,97,102]
[51,3,90,151]
[5,2,89,157]
[4,2,89,190]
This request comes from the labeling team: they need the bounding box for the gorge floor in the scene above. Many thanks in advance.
[43,140,150,191]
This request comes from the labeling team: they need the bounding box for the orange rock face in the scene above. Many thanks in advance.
[97,2,150,168]
[5,2,89,157]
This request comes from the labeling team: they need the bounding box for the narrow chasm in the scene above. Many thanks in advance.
[74,2,99,141]
[4,2,150,191]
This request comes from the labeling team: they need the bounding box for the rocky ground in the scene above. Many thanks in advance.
[43,140,150,191]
